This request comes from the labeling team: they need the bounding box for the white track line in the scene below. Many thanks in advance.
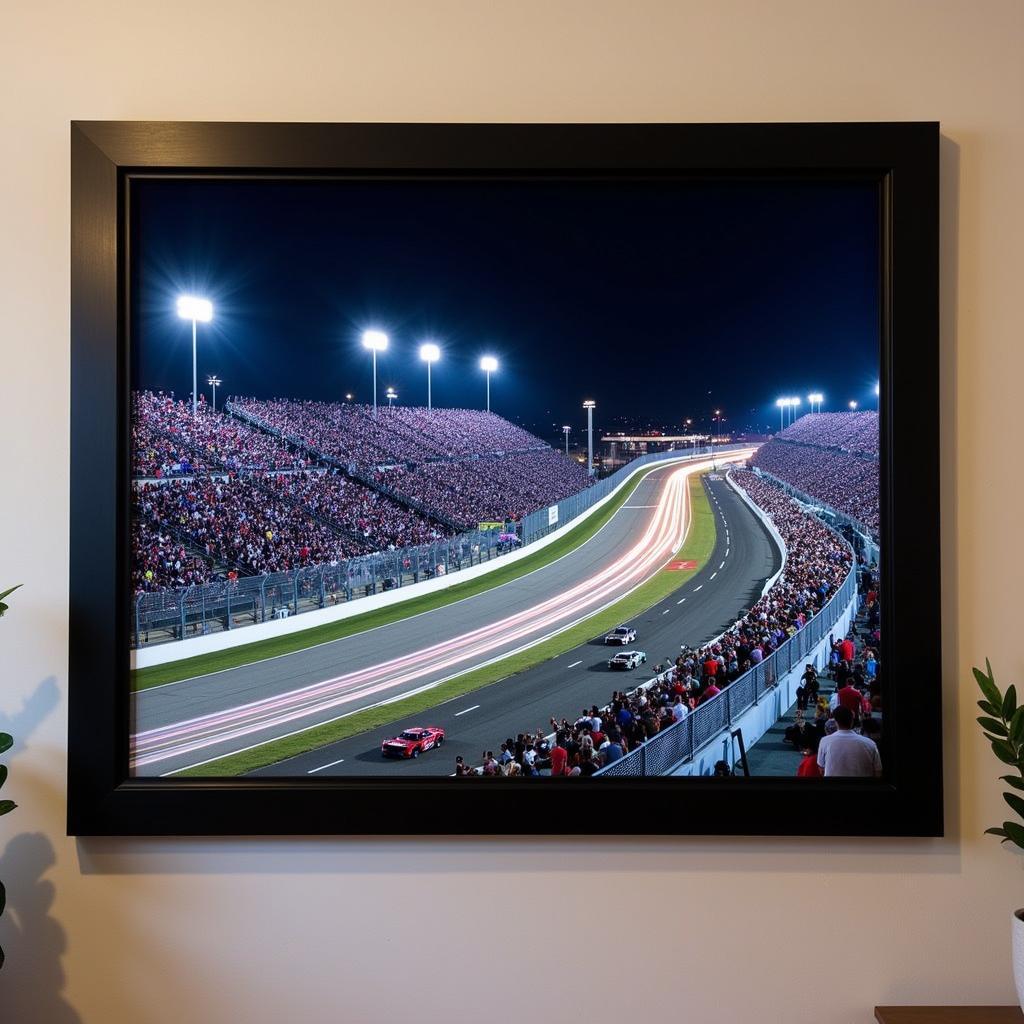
[307,757,345,774]
[710,572,717,580]
[567,660,583,668]
[693,585,703,592]
[454,704,481,716]
[676,598,686,605]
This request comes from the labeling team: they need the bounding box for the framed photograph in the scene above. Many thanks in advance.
[69,121,940,836]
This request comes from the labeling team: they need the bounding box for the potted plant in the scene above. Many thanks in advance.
[0,584,20,970]
[974,659,1024,1007]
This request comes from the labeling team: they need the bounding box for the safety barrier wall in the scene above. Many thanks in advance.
[594,555,857,777]
[132,442,751,648]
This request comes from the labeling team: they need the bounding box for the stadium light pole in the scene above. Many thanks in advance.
[849,400,858,410]
[776,397,785,432]
[791,396,801,422]
[808,392,823,414]
[562,425,571,456]
[480,356,498,412]
[386,386,397,409]
[583,400,596,476]
[176,296,213,417]
[361,330,389,418]
[207,375,222,413]
[875,381,880,411]
[419,342,440,409]
[345,393,354,402]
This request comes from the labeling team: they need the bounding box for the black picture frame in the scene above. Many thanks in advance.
[69,120,941,837]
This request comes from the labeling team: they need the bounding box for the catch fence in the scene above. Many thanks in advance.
[594,559,857,776]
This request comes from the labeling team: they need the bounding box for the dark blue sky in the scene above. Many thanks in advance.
[130,176,879,440]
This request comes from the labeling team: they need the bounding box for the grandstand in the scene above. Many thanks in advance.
[130,391,592,594]
[749,411,879,534]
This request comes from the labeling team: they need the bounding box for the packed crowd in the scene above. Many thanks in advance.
[750,412,880,533]
[751,443,879,532]
[376,450,591,528]
[773,411,879,457]
[785,568,882,778]
[261,470,448,549]
[460,470,855,776]
[228,397,547,470]
[132,477,372,591]
[132,391,308,477]
[132,392,593,593]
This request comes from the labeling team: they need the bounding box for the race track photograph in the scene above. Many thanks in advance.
[128,176,882,780]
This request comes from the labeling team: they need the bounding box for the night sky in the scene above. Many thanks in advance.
[130,176,880,441]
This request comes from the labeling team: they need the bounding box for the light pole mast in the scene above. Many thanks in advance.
[420,343,440,409]
[207,375,222,413]
[361,330,389,418]
[562,425,571,456]
[480,356,498,413]
[176,296,213,417]
[583,400,596,477]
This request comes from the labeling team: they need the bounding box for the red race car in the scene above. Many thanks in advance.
[380,726,446,759]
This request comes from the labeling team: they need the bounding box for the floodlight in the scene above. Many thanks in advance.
[362,330,389,351]
[420,343,440,363]
[480,355,498,373]
[176,296,213,322]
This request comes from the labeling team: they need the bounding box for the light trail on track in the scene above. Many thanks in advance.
[130,452,752,771]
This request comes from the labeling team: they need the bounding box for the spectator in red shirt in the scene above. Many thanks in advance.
[797,735,823,778]
[549,733,568,777]
[840,637,856,663]
[837,681,863,717]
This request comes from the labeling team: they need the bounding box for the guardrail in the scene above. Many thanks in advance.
[518,442,749,544]
[594,540,857,777]
[132,442,751,648]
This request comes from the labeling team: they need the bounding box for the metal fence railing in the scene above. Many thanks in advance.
[132,442,751,648]
[594,559,857,777]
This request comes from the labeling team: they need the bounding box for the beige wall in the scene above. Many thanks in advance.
[1,2,1022,1020]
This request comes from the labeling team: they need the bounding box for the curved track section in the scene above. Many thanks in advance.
[131,453,755,775]
[255,475,781,777]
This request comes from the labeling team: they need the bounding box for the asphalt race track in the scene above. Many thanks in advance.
[252,474,780,777]
[130,456,776,776]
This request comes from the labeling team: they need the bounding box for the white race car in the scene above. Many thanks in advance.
[604,625,637,645]
[608,650,647,670]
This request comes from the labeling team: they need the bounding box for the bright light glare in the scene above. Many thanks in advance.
[875,382,880,396]
[362,330,389,352]
[419,343,440,363]
[583,399,596,409]
[480,356,498,373]
[386,387,397,397]
[177,296,213,322]
[849,400,858,409]
[808,392,824,404]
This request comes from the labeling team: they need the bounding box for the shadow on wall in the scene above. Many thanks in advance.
[0,676,80,1021]
[0,833,80,1024]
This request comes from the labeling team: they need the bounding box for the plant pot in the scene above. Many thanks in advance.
[1013,909,1024,1009]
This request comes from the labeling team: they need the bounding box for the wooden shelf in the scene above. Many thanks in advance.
[875,1009,1022,1023]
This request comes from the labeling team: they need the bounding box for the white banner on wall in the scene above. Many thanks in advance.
[548,505,559,526]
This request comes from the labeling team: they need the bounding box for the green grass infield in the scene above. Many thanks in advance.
[173,474,715,777]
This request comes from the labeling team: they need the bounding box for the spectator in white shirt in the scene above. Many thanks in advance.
[817,706,882,777]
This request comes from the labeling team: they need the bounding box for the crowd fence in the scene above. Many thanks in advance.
[132,442,749,648]
[594,554,857,777]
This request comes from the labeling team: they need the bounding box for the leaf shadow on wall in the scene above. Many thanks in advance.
[0,676,81,1022]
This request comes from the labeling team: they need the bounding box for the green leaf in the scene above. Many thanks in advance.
[975,663,1003,708]
[1001,775,1024,792]
[1011,708,1024,746]
[1004,791,1024,820]
[0,878,4,917]
[979,700,1002,717]
[979,717,1009,736]
[1005,685,1019,722]
[0,764,6,790]
[0,801,16,816]
[1006,820,1024,850]
[986,827,1009,838]
[0,734,11,756]
[0,583,21,618]
[991,739,1019,765]
[0,941,5,971]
